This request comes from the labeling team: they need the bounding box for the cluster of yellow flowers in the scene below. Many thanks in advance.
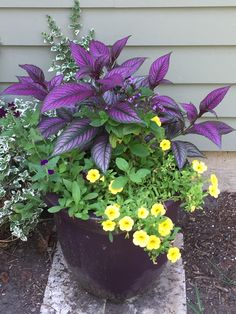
[151,115,171,152]
[191,160,220,198]
[101,203,181,263]
[209,174,220,198]
[86,169,124,195]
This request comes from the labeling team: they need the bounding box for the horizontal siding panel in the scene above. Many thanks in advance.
[1,0,236,8]
[1,8,236,46]
[1,46,236,84]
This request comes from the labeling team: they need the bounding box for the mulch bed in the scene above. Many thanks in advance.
[181,192,236,314]
[0,219,56,314]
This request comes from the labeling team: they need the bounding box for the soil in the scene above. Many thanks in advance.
[181,192,236,314]
[0,219,56,314]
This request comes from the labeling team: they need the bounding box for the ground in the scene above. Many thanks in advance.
[0,192,236,314]
[0,220,56,314]
[182,193,236,313]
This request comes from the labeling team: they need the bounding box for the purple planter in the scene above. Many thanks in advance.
[45,193,180,301]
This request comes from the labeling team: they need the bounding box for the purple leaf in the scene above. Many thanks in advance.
[121,57,146,76]
[41,83,95,112]
[171,141,187,169]
[17,76,34,84]
[70,42,93,67]
[181,103,198,122]
[89,40,110,59]
[56,107,75,122]
[152,95,183,119]
[103,91,121,105]
[47,74,64,91]
[186,121,234,147]
[52,119,98,156]
[38,117,67,138]
[19,64,45,84]
[92,55,110,77]
[75,66,92,80]
[183,141,205,158]
[110,35,131,63]
[108,102,142,124]
[98,74,123,92]
[149,53,171,89]
[127,76,149,88]
[164,118,183,139]
[199,86,230,115]
[91,135,112,173]
[105,66,130,80]
[159,79,173,85]
[1,83,47,101]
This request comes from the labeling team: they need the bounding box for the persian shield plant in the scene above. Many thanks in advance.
[2,35,234,262]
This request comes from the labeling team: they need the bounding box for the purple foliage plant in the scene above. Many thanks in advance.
[2,36,234,171]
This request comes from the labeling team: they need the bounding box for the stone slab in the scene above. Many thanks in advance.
[40,234,186,314]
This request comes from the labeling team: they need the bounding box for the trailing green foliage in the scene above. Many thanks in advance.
[42,0,94,81]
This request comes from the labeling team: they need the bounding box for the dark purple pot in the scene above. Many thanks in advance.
[45,194,180,302]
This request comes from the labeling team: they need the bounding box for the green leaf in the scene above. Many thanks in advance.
[115,158,129,172]
[108,232,113,243]
[83,192,98,201]
[140,87,154,97]
[63,179,72,191]
[109,134,118,148]
[136,168,151,178]
[129,143,150,157]
[90,119,106,127]
[72,181,81,205]
[48,206,63,213]
[47,156,60,168]
[112,176,128,189]
[123,124,141,135]
[129,168,151,184]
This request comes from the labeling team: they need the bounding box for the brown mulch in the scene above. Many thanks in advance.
[0,219,56,314]
[181,192,236,314]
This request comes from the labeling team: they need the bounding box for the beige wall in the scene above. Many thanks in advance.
[0,0,236,150]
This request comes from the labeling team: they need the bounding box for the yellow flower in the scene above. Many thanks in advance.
[190,205,196,212]
[158,218,174,237]
[105,205,120,220]
[160,139,171,151]
[209,184,220,198]
[192,160,207,174]
[167,247,181,263]
[100,176,105,182]
[151,116,162,127]
[133,230,150,248]
[146,235,161,250]
[151,203,166,217]
[210,174,218,187]
[118,216,134,232]
[86,169,100,183]
[137,207,149,219]
[109,180,123,195]
[102,220,116,232]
